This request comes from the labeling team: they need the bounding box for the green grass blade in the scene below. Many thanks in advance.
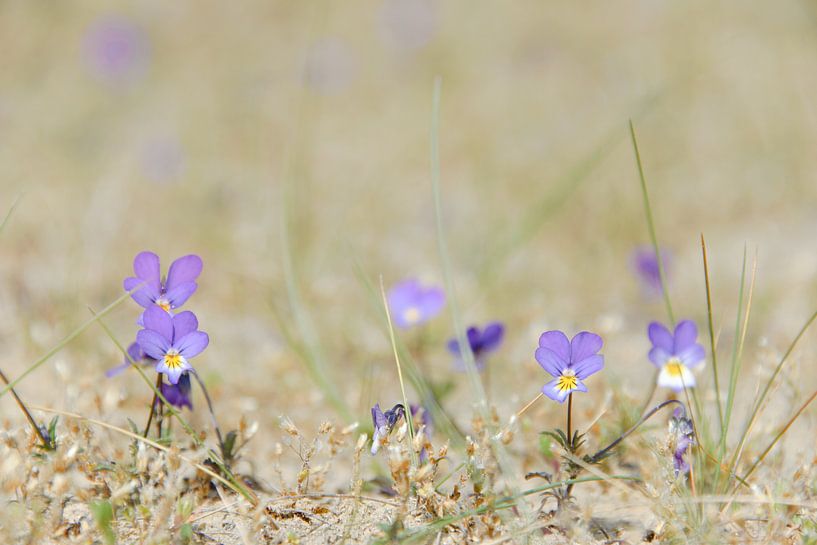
[730,308,817,474]
[700,234,724,446]
[629,120,674,326]
[0,290,134,400]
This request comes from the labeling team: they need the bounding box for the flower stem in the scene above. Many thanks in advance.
[589,399,685,463]
[143,373,162,437]
[566,393,573,447]
[0,368,51,449]
[191,372,225,452]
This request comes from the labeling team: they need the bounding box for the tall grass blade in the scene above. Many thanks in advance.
[700,234,724,444]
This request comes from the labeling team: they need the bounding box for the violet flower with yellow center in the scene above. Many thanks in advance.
[535,330,604,403]
[387,278,445,329]
[648,320,705,392]
[124,251,202,322]
[136,306,209,385]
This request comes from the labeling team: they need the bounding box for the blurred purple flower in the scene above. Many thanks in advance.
[124,251,203,321]
[379,0,437,51]
[370,403,406,455]
[447,322,505,371]
[158,374,193,410]
[387,279,445,329]
[83,16,148,85]
[648,320,705,392]
[632,246,671,293]
[136,307,209,384]
[535,330,604,403]
[668,407,695,476]
[105,341,155,378]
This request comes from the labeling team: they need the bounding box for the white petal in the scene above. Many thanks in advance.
[657,363,696,392]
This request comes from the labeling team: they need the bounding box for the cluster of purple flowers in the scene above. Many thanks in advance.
[109,252,209,410]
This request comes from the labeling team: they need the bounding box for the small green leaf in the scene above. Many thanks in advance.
[89,500,116,545]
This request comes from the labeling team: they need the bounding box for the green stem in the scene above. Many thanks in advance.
[629,120,674,326]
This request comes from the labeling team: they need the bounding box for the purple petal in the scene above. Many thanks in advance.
[387,279,422,311]
[166,255,203,292]
[673,320,699,354]
[538,331,570,362]
[137,329,170,361]
[172,311,199,341]
[446,338,460,355]
[142,306,173,341]
[480,322,505,353]
[371,403,386,429]
[541,378,571,403]
[160,375,193,409]
[165,281,197,309]
[418,287,445,320]
[126,341,145,362]
[570,332,603,363]
[132,251,161,292]
[648,322,673,352]
[105,361,131,378]
[124,277,157,307]
[175,331,209,359]
[649,347,671,367]
[572,354,604,380]
[535,347,567,377]
[677,343,705,368]
[573,378,588,393]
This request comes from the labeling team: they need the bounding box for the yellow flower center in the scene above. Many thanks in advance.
[403,307,421,325]
[156,298,172,312]
[163,350,183,370]
[664,359,687,377]
[556,372,578,393]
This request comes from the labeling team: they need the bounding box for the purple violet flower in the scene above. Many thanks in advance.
[158,374,193,410]
[83,16,148,85]
[136,306,209,385]
[370,403,406,455]
[124,251,203,322]
[632,246,671,294]
[535,330,604,403]
[648,320,705,392]
[668,407,695,476]
[447,322,505,371]
[387,279,445,329]
[105,341,155,378]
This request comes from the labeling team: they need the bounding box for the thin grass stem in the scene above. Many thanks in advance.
[0,290,134,400]
[0,368,52,449]
[379,275,417,468]
[730,308,817,474]
[629,120,674,326]
[700,234,724,440]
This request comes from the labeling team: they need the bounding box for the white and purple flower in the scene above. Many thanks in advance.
[447,322,505,371]
[668,407,695,476]
[535,330,604,403]
[387,278,445,329]
[370,403,406,455]
[136,306,209,385]
[124,251,203,322]
[648,320,705,392]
